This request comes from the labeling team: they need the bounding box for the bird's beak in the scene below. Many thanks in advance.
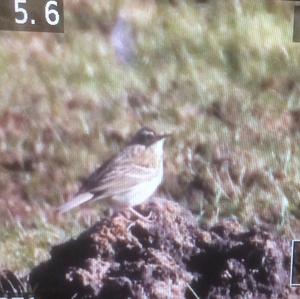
[157,133,172,140]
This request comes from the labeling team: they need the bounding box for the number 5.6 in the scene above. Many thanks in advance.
[15,0,60,26]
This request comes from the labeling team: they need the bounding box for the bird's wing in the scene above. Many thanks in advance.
[57,157,115,214]
[90,162,156,196]
[81,145,158,197]
[78,156,115,193]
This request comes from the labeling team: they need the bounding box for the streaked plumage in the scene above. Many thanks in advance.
[58,127,169,215]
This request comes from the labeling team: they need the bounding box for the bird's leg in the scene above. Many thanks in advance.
[128,207,153,223]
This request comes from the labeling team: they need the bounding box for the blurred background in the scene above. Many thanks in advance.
[0,0,300,273]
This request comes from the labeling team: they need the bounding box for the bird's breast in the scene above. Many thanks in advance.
[129,143,163,169]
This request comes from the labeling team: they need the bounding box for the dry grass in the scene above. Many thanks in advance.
[0,0,299,273]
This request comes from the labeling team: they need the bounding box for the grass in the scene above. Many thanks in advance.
[0,0,299,273]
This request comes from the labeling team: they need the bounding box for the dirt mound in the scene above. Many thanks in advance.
[28,199,292,299]
[0,269,26,296]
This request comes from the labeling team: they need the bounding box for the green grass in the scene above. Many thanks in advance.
[0,0,300,273]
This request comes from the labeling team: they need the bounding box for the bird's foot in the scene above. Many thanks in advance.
[128,207,154,223]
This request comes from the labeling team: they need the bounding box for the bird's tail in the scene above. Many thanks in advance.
[57,192,94,214]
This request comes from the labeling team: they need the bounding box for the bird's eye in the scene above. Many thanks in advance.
[144,132,154,140]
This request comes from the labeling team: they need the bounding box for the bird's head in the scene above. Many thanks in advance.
[129,127,171,147]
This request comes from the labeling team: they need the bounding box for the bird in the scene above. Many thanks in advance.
[58,127,170,219]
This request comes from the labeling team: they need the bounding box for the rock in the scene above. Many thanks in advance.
[29,199,293,299]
